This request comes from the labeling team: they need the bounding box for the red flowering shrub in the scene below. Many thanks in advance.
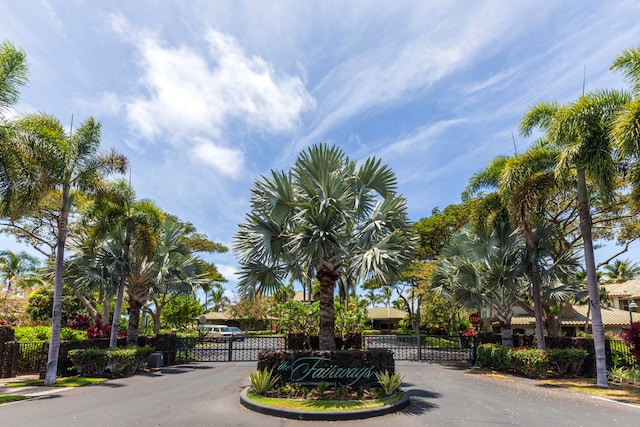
[87,319,111,339]
[622,321,640,362]
[69,314,92,330]
[462,328,476,337]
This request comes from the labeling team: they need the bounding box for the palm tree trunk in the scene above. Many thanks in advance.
[110,235,130,349]
[44,205,69,385]
[524,225,546,350]
[577,169,608,388]
[127,297,143,346]
[318,267,337,350]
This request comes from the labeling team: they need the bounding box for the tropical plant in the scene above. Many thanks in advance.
[0,250,41,294]
[432,221,527,346]
[601,259,640,283]
[520,89,630,387]
[84,179,161,348]
[204,283,230,312]
[248,368,279,395]
[374,370,404,396]
[234,144,416,350]
[0,112,127,384]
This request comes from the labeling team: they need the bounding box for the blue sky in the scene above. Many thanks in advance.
[2,1,640,300]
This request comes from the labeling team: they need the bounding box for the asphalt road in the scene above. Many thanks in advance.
[1,361,638,426]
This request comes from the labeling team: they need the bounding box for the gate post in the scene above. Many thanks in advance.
[417,332,422,361]
[227,338,233,361]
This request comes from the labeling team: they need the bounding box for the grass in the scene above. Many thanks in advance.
[246,389,404,411]
[6,376,107,388]
[0,395,28,404]
[540,377,640,405]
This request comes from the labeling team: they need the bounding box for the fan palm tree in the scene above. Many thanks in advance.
[432,221,527,346]
[234,143,416,350]
[520,89,630,387]
[1,113,127,384]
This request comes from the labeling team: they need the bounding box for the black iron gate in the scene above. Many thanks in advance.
[175,334,474,363]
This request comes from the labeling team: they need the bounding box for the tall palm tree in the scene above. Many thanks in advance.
[466,145,559,349]
[2,113,126,384]
[85,179,162,348]
[520,89,630,387]
[205,284,230,312]
[234,144,416,350]
[0,249,40,293]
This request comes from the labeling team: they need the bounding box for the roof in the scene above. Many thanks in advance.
[603,280,640,298]
[367,306,408,320]
[510,304,640,327]
[201,312,230,321]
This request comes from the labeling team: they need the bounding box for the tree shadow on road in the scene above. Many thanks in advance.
[400,386,441,415]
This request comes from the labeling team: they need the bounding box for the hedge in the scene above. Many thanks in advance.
[477,344,587,378]
[68,347,154,378]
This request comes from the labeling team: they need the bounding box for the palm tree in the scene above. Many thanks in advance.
[0,40,28,115]
[144,218,209,337]
[234,143,416,350]
[1,113,127,384]
[601,259,640,283]
[433,221,527,346]
[85,179,162,348]
[520,89,630,387]
[0,249,40,294]
[205,284,230,312]
[466,145,559,349]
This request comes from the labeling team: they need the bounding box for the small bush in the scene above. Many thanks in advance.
[248,368,279,395]
[375,370,404,396]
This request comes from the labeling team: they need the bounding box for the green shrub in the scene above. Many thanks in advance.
[248,368,279,395]
[509,348,549,378]
[68,347,154,377]
[375,370,404,396]
[477,344,588,378]
[14,325,51,341]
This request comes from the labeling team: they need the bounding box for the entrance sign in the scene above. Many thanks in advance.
[469,313,482,326]
[277,356,376,386]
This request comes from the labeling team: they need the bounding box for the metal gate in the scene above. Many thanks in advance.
[15,341,46,375]
[176,334,473,363]
[176,336,285,362]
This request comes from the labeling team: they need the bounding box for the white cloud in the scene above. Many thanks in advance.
[109,16,314,144]
[190,138,244,178]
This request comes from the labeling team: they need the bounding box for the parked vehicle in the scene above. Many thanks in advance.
[228,326,245,341]
[198,324,232,342]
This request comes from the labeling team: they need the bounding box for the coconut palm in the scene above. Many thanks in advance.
[601,259,640,283]
[0,40,28,115]
[0,249,40,294]
[1,113,126,384]
[520,89,630,387]
[85,179,162,348]
[234,144,416,350]
[205,284,230,312]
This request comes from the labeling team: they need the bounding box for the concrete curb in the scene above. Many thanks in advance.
[239,387,410,421]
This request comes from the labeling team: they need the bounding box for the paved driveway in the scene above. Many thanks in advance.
[1,361,638,426]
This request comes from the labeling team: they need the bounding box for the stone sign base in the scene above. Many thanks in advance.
[257,349,394,388]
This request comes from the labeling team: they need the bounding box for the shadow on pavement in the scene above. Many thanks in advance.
[401,388,440,415]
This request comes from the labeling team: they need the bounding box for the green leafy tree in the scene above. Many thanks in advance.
[160,294,204,331]
[24,284,85,326]
[234,144,416,350]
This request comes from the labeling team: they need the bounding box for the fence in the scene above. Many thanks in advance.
[174,334,475,363]
[609,339,638,369]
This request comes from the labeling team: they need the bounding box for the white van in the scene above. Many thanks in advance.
[198,324,232,341]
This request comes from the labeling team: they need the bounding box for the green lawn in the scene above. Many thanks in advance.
[246,389,403,411]
[6,376,107,388]
[0,394,28,404]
